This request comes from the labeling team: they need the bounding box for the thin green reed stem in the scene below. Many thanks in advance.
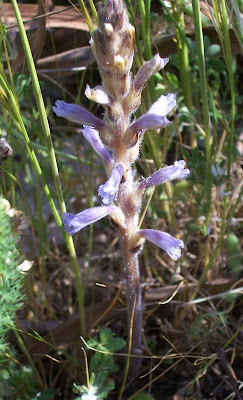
[172,1,197,148]
[10,0,86,336]
[176,14,193,109]
[221,0,235,193]
[158,0,195,58]
[13,130,96,165]
[87,0,98,23]
[13,327,43,387]
[0,23,15,95]
[211,0,236,229]
[126,0,144,65]
[77,0,95,32]
[212,0,235,202]
[192,0,212,230]
[138,0,156,101]
[144,0,153,60]
[137,0,146,49]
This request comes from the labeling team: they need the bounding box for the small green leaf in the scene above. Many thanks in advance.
[207,44,221,57]
[225,233,242,278]
[0,368,10,380]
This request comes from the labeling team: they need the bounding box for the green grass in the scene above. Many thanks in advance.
[0,0,242,398]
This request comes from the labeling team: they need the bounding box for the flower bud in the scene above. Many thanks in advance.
[0,138,13,161]
[85,85,111,105]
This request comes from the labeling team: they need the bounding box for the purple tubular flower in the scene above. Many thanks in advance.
[129,93,176,132]
[139,229,184,260]
[63,206,116,235]
[98,163,124,205]
[139,160,190,189]
[53,100,106,131]
[82,125,113,164]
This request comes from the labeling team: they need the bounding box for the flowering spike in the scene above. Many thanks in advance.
[54,0,188,366]
[139,229,184,261]
[139,160,190,189]
[53,100,106,131]
[63,205,119,235]
[98,163,124,205]
[82,126,113,164]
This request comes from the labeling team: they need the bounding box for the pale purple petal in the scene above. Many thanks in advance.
[139,229,184,260]
[128,93,176,132]
[63,206,115,235]
[139,160,190,189]
[53,100,105,130]
[82,125,113,164]
[148,93,176,116]
[98,163,124,205]
[129,115,171,132]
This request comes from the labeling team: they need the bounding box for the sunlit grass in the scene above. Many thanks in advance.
[0,0,242,398]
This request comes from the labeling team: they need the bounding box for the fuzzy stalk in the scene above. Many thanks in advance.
[122,237,142,355]
[118,173,143,360]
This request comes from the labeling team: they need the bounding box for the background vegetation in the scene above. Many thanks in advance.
[0,0,242,398]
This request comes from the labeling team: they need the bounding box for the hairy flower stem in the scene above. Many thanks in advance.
[122,237,142,357]
[119,180,143,363]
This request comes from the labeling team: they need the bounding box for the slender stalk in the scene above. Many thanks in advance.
[76,0,95,32]
[11,0,86,336]
[13,328,43,387]
[172,1,197,148]
[126,0,144,66]
[13,130,96,165]
[192,0,212,230]
[87,0,98,23]
[138,0,155,101]
[212,0,235,211]
[122,238,142,355]
[158,0,195,57]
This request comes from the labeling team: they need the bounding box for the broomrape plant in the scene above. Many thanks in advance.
[53,0,190,363]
